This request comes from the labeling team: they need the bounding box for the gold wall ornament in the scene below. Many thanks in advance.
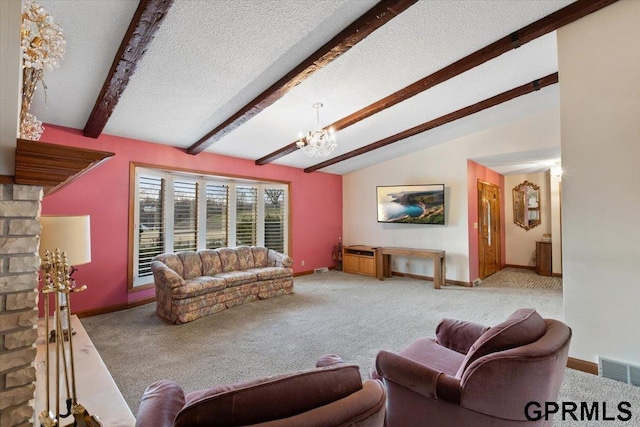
[513,180,541,230]
[20,0,66,140]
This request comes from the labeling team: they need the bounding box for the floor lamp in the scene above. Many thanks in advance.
[39,215,101,427]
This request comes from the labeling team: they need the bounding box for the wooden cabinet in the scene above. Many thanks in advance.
[343,245,378,277]
[536,241,552,276]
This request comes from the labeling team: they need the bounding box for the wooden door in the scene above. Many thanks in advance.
[478,181,501,279]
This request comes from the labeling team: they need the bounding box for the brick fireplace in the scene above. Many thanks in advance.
[0,184,43,426]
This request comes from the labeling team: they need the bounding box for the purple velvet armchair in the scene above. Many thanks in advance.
[372,308,571,427]
[136,354,385,427]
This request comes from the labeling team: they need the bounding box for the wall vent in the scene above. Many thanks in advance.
[314,267,329,274]
[599,357,640,387]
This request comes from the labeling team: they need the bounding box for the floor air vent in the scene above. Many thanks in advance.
[599,357,640,387]
[314,267,329,273]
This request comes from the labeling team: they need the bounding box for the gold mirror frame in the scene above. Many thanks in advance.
[513,180,541,230]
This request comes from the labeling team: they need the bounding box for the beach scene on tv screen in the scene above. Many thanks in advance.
[377,185,445,224]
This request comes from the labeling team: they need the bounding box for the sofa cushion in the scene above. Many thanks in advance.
[247,267,293,280]
[456,308,546,377]
[177,251,203,280]
[153,253,184,278]
[176,363,363,427]
[235,245,255,269]
[172,276,227,300]
[199,250,222,276]
[251,246,269,268]
[400,337,465,377]
[217,248,240,272]
[316,353,347,368]
[436,318,490,355]
[216,271,258,287]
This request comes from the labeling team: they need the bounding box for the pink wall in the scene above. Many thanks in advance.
[40,125,342,314]
[467,160,505,281]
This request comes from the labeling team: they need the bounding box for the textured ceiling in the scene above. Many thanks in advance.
[30,0,575,175]
[472,146,562,176]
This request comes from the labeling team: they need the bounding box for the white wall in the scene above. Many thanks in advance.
[0,0,21,176]
[504,172,552,267]
[559,0,640,364]
[550,172,562,275]
[343,108,560,283]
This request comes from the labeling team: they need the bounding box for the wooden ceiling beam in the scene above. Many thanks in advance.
[256,0,617,166]
[304,73,559,173]
[83,0,174,138]
[187,0,418,155]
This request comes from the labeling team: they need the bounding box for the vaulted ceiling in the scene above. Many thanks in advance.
[29,0,606,176]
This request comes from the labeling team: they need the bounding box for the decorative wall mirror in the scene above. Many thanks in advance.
[513,181,540,230]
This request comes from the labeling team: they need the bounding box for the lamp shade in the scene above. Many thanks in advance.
[39,215,92,266]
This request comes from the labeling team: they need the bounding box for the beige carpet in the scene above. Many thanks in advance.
[479,267,562,291]
[81,271,638,426]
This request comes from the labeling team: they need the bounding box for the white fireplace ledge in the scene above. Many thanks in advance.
[34,315,136,426]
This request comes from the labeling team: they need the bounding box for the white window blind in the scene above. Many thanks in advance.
[264,188,286,253]
[236,186,257,246]
[137,175,165,278]
[206,183,228,248]
[173,180,198,251]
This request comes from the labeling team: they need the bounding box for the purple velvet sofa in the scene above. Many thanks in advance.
[135,355,386,427]
[151,246,293,324]
[372,308,572,426]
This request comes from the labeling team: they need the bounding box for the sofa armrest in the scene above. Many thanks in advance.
[250,379,386,427]
[179,359,363,426]
[151,260,185,290]
[136,380,186,427]
[375,350,461,404]
[436,318,490,355]
[267,249,294,268]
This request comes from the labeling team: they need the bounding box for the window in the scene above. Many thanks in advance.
[206,184,228,248]
[132,167,289,288]
[173,180,198,251]
[137,175,165,280]
[264,188,286,253]
[236,186,257,246]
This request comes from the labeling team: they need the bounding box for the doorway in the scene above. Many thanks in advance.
[478,180,501,279]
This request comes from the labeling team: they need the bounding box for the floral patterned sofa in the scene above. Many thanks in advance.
[150,246,294,324]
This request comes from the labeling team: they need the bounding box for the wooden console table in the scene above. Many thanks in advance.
[377,247,446,289]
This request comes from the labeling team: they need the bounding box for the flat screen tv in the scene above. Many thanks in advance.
[376,184,445,225]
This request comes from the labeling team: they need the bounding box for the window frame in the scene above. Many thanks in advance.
[128,163,291,291]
